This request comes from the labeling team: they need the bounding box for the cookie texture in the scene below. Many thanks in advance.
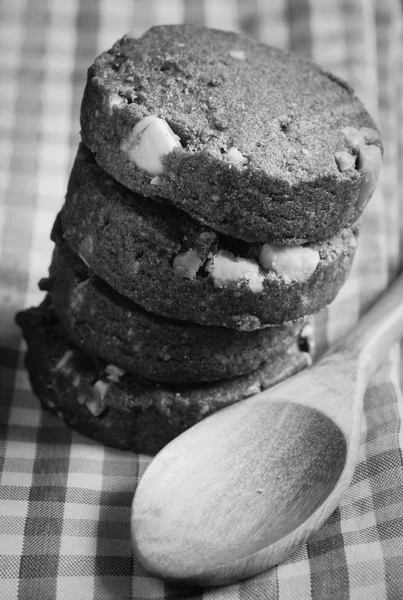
[16,304,311,455]
[43,240,308,384]
[60,145,359,330]
[81,24,382,244]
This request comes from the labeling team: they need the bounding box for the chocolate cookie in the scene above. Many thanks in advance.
[80,24,382,244]
[60,144,359,330]
[16,304,311,455]
[43,240,308,384]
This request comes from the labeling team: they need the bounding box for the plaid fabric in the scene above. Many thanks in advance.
[1,0,403,598]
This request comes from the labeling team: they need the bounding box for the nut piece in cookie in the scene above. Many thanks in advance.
[122,115,182,175]
[79,380,109,416]
[340,125,383,209]
[205,250,264,293]
[258,244,320,283]
[334,151,356,172]
[173,249,203,280]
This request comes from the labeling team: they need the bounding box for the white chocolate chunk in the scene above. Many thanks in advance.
[104,364,126,383]
[173,249,203,280]
[229,49,246,60]
[357,144,382,209]
[258,244,319,282]
[205,250,264,293]
[70,278,90,312]
[85,380,109,417]
[84,398,105,417]
[54,350,73,373]
[341,126,365,150]
[122,116,182,175]
[108,92,124,113]
[224,147,247,166]
[335,151,356,172]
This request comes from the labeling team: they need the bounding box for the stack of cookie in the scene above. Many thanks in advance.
[17,25,382,455]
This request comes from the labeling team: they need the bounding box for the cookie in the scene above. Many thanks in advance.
[60,144,359,330]
[15,304,311,455]
[42,240,308,384]
[80,24,382,244]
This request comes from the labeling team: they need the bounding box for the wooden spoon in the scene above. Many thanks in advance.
[131,271,403,587]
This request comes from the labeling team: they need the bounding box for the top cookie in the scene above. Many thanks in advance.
[81,24,382,244]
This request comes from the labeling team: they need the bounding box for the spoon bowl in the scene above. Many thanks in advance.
[131,272,403,586]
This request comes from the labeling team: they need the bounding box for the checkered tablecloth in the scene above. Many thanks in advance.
[1,0,403,599]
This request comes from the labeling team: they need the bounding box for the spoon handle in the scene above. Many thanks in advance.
[332,270,403,372]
